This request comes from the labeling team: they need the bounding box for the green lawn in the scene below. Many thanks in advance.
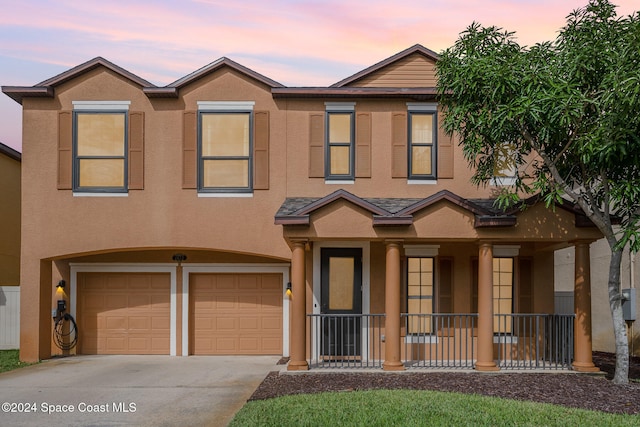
[0,349,35,373]
[229,389,637,427]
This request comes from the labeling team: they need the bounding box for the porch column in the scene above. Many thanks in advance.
[573,240,599,372]
[383,240,404,371]
[288,240,309,371]
[476,241,499,371]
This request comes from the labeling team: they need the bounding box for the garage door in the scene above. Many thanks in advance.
[77,272,171,355]
[190,273,282,355]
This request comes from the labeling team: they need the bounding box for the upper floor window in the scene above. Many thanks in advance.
[198,101,254,193]
[408,103,437,181]
[325,103,355,181]
[73,101,130,193]
[492,142,517,186]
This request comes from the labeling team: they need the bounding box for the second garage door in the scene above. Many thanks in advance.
[190,273,282,355]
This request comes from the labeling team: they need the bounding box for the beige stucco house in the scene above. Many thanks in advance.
[2,45,607,371]
[0,142,20,286]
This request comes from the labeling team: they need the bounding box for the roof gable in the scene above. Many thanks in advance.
[144,57,284,98]
[2,57,154,104]
[332,44,440,88]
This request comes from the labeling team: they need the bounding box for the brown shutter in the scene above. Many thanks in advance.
[471,258,479,313]
[355,112,371,178]
[253,110,269,190]
[182,111,197,189]
[438,257,453,313]
[128,111,144,190]
[518,257,533,313]
[437,108,454,179]
[309,112,325,178]
[58,111,73,189]
[391,112,407,178]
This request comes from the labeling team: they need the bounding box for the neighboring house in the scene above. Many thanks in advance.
[2,45,604,373]
[0,142,21,349]
[555,240,639,357]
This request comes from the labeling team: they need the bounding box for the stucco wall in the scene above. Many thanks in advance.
[0,152,20,286]
[555,239,640,356]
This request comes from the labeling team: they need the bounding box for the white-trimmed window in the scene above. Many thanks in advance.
[198,101,254,193]
[73,101,130,193]
[493,257,514,333]
[325,102,355,181]
[408,103,437,181]
[492,142,517,186]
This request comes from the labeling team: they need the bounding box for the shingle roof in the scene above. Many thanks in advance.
[275,189,519,227]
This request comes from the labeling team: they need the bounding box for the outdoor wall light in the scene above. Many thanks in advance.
[286,282,292,297]
[56,280,65,289]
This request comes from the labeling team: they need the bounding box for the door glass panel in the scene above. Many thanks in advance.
[328,257,354,310]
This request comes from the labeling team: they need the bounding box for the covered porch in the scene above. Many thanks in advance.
[276,190,602,372]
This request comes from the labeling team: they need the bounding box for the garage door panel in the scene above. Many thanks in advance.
[240,317,258,330]
[261,317,280,330]
[216,318,237,330]
[261,275,280,290]
[238,275,258,290]
[77,272,171,355]
[190,273,283,355]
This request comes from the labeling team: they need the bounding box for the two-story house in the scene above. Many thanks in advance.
[0,142,21,350]
[2,45,603,372]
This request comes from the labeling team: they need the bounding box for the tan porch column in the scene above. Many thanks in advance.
[383,240,404,371]
[573,241,599,372]
[476,242,499,371]
[288,240,309,371]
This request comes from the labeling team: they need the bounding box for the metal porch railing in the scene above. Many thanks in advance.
[306,313,574,370]
[402,313,478,369]
[308,314,384,369]
[495,314,574,369]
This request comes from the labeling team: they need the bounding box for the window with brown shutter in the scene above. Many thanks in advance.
[63,102,142,194]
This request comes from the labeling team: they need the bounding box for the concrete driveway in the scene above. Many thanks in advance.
[0,355,282,427]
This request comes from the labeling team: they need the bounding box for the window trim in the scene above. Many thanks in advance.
[325,102,355,181]
[72,109,129,194]
[197,107,254,194]
[405,251,437,336]
[407,103,438,181]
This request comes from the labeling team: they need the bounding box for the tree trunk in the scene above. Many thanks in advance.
[607,248,629,384]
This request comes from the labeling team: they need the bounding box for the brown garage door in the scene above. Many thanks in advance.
[190,273,282,355]
[77,272,171,354]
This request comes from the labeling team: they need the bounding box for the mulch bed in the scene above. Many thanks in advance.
[249,352,640,415]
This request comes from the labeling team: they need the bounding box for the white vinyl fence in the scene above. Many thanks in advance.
[0,286,20,349]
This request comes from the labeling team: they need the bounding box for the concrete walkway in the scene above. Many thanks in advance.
[0,355,282,427]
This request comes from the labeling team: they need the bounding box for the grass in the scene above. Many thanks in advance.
[229,389,638,427]
[0,349,35,373]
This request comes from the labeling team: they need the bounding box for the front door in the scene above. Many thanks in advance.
[320,248,362,358]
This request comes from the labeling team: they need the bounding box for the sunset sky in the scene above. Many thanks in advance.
[1,0,638,152]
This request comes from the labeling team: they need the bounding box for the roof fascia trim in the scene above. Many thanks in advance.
[331,44,441,88]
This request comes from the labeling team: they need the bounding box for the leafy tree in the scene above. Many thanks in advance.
[436,0,640,384]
